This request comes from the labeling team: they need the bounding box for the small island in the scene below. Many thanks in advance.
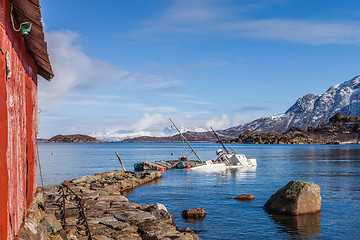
[46,134,104,143]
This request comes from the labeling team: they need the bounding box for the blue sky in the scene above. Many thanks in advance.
[38,0,360,139]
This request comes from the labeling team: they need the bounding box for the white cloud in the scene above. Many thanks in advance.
[205,114,230,129]
[39,30,183,109]
[39,30,118,105]
[181,100,214,105]
[218,19,360,45]
[120,71,183,92]
[204,114,258,130]
[164,0,226,25]
[60,96,177,113]
[90,113,172,140]
[37,28,263,139]
[37,30,188,138]
[39,109,258,140]
[232,114,258,126]
[133,113,168,131]
[134,0,360,45]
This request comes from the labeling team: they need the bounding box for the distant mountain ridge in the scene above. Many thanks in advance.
[225,75,360,134]
[117,75,360,142]
[227,113,360,144]
[121,130,233,142]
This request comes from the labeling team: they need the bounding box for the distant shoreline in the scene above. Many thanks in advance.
[41,113,360,144]
[37,139,359,145]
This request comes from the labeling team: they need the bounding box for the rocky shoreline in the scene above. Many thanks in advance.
[19,170,201,240]
[225,113,360,144]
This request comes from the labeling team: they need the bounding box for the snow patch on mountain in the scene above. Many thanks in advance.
[226,75,360,134]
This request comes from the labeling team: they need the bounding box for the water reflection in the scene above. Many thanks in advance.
[122,177,162,195]
[270,213,321,239]
[289,145,360,162]
[184,218,205,224]
[225,166,257,175]
[216,166,257,183]
[39,143,360,239]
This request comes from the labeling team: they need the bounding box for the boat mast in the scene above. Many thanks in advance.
[169,118,202,162]
[210,126,229,154]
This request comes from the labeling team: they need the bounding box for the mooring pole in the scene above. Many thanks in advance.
[115,152,126,171]
[210,126,230,153]
[169,118,202,162]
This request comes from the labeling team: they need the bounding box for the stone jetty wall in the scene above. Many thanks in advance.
[18,170,201,240]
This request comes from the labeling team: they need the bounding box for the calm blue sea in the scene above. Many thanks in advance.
[38,142,360,239]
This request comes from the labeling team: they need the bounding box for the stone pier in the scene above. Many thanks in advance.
[18,170,201,240]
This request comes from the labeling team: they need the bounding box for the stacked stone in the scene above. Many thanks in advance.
[17,192,63,239]
[41,170,201,240]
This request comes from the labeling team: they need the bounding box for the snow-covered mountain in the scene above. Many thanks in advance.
[225,75,360,134]
[95,75,360,142]
[92,126,209,141]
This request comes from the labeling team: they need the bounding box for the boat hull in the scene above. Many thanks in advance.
[191,163,227,171]
[191,154,257,171]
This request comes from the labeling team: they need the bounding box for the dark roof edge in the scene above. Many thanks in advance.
[11,0,54,81]
[38,66,53,81]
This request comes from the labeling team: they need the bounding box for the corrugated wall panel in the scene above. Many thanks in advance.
[25,71,37,205]
[0,46,9,240]
[6,47,28,239]
[0,2,38,237]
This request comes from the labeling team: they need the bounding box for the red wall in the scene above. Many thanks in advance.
[0,48,9,240]
[0,1,38,239]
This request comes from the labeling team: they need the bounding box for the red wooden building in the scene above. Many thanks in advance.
[0,0,53,239]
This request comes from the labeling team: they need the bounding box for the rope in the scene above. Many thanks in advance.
[227,145,236,154]
[183,137,186,155]
[46,225,55,230]
[37,144,44,190]
[10,3,32,34]
[46,225,62,238]
[49,230,61,238]
[37,141,47,210]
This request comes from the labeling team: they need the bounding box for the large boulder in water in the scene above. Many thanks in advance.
[264,181,321,215]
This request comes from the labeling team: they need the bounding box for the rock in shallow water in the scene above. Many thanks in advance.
[182,208,206,220]
[234,194,255,201]
[264,181,321,215]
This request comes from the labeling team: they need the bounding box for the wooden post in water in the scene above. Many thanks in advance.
[115,152,126,171]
